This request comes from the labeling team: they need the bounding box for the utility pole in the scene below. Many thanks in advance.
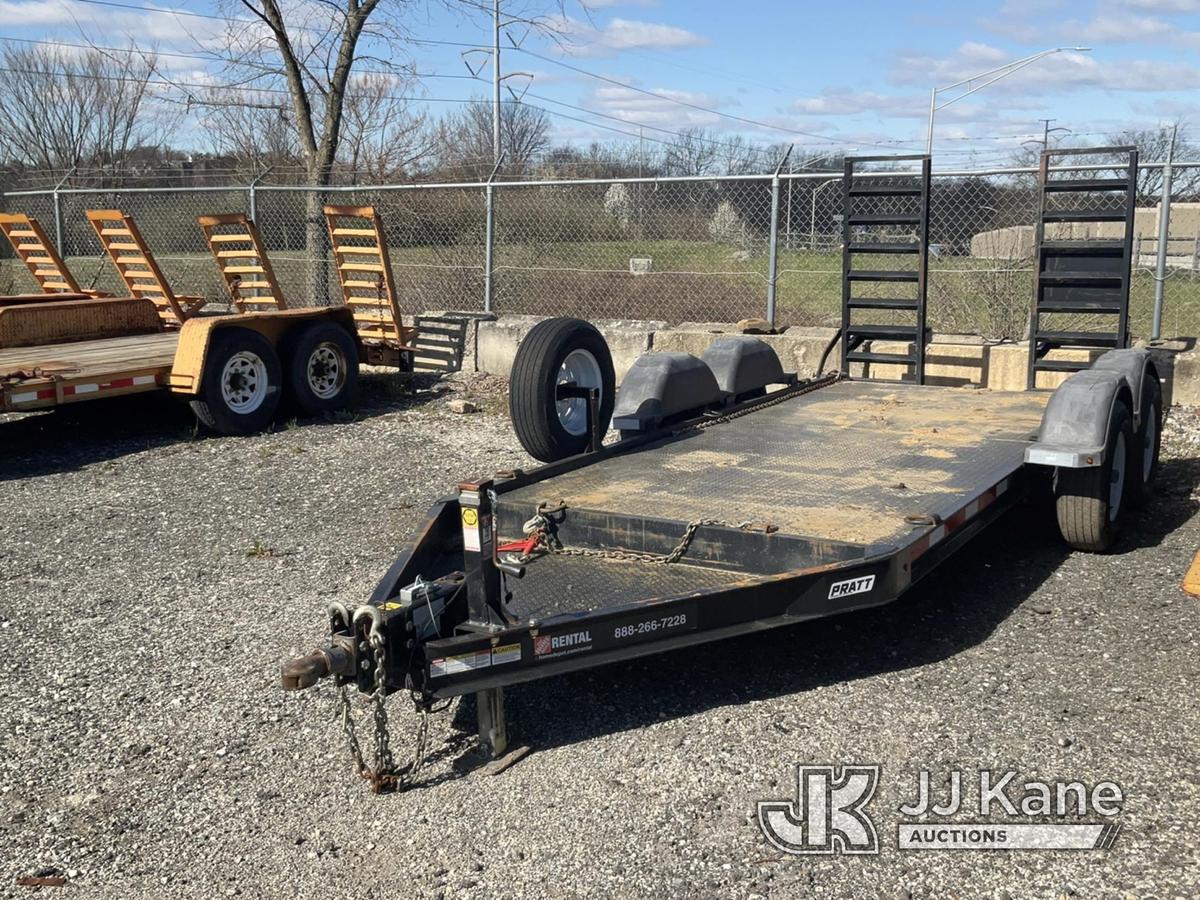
[493,0,501,167]
[1152,121,1178,341]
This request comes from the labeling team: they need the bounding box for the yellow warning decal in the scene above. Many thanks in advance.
[380,601,403,611]
[462,508,479,527]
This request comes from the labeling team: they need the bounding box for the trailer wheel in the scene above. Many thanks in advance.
[1054,399,1133,552]
[510,318,615,462]
[1131,372,1162,505]
[285,321,360,417]
[190,327,282,435]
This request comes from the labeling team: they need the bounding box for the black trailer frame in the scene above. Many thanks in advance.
[282,149,1161,782]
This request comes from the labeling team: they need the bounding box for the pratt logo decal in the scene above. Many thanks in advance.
[461,508,479,527]
[828,574,875,600]
[533,629,592,658]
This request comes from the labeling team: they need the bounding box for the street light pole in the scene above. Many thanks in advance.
[493,0,501,166]
[925,46,1091,156]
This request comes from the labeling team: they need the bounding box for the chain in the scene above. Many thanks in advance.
[331,606,432,794]
[692,372,843,431]
[550,517,754,565]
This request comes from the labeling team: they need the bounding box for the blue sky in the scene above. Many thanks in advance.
[0,0,1197,165]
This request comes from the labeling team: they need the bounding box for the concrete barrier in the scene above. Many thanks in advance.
[477,315,662,381]
[466,315,1200,405]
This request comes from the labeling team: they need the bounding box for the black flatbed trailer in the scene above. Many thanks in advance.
[281,148,1164,791]
[416,378,1049,698]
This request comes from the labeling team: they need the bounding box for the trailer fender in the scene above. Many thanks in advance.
[700,336,790,402]
[612,351,725,434]
[1090,347,1158,430]
[168,307,356,394]
[1024,368,1133,469]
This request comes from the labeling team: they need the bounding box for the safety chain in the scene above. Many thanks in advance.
[331,604,431,794]
[692,371,843,431]
[503,502,757,566]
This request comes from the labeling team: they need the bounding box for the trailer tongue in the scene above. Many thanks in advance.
[281,149,1164,792]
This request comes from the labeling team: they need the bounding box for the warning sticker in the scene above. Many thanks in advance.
[491,643,521,666]
[429,649,490,678]
[462,507,481,553]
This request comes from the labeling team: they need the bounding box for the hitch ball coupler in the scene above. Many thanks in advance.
[281,642,354,691]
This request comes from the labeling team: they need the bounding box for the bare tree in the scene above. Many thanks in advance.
[340,73,433,183]
[1007,122,1200,203]
[435,99,550,177]
[203,95,303,176]
[214,0,405,301]
[1106,123,1200,204]
[662,127,720,178]
[0,44,171,176]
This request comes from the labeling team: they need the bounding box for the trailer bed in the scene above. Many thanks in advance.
[496,381,1049,621]
[503,382,1047,546]
[0,332,179,410]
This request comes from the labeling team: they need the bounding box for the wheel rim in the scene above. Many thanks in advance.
[556,348,602,436]
[1142,403,1158,483]
[307,342,346,400]
[1108,431,1126,522]
[220,350,269,414]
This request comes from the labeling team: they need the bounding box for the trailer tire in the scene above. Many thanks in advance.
[1131,371,1162,506]
[510,317,615,462]
[190,327,282,435]
[285,321,360,417]
[1054,399,1133,552]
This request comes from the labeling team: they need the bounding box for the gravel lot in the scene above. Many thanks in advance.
[2,375,1198,899]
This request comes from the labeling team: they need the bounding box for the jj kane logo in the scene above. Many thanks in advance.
[533,629,592,659]
[758,766,880,855]
[758,766,1124,855]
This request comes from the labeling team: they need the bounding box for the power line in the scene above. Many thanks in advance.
[513,46,929,150]
[0,35,479,81]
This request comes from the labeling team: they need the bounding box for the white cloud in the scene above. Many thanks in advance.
[552,15,708,57]
[890,41,1200,95]
[1049,13,1200,49]
[580,0,660,7]
[1118,0,1200,10]
[587,83,723,129]
[0,0,223,44]
[603,18,706,50]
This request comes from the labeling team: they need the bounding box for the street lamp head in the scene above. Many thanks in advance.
[1071,46,1092,52]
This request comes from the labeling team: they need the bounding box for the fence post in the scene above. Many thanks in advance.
[483,159,502,314]
[247,166,272,223]
[51,167,74,253]
[765,146,793,327]
[1152,126,1177,341]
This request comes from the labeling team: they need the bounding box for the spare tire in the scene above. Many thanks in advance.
[509,318,615,462]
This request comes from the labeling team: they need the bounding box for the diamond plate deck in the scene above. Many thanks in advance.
[499,381,1048,548]
[505,553,749,620]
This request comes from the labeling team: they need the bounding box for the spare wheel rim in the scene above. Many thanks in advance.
[221,351,269,414]
[556,348,602,436]
[1108,431,1126,522]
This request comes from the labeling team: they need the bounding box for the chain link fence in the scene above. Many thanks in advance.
[2,162,1198,339]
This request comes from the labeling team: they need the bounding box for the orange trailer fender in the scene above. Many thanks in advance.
[167,307,358,395]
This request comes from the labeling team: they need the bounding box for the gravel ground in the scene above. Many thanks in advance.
[1,376,1198,899]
